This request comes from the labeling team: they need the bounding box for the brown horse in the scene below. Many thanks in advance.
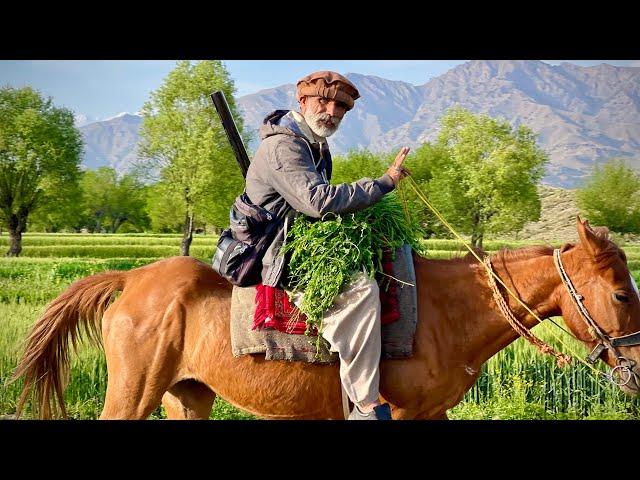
[10,217,640,419]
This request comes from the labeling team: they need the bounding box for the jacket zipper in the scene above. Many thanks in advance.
[302,138,327,182]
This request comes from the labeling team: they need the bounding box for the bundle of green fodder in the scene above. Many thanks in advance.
[282,192,426,339]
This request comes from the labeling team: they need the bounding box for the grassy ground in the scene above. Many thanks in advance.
[0,231,638,419]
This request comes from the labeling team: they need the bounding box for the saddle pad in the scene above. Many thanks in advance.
[230,244,418,364]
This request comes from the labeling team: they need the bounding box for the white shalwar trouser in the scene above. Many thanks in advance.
[287,271,382,407]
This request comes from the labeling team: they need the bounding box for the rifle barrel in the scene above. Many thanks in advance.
[210,91,251,178]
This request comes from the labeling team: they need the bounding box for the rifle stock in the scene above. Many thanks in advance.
[210,91,251,178]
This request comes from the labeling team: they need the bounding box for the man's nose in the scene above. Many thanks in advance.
[326,101,344,118]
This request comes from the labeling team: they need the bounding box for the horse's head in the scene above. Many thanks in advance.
[557,217,640,395]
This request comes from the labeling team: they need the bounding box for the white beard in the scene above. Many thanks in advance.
[304,111,342,138]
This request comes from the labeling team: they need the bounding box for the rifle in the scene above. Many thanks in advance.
[210,91,251,178]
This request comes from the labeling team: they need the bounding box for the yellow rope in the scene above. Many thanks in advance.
[404,175,607,377]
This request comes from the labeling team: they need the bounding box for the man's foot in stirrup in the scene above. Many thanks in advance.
[348,402,392,420]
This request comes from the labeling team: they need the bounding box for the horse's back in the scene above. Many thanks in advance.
[126,255,230,297]
[102,255,231,335]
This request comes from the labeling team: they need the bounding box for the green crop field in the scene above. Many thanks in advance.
[1,232,638,420]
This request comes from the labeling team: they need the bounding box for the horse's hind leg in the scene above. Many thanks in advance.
[100,360,174,420]
[161,379,217,420]
[99,308,183,419]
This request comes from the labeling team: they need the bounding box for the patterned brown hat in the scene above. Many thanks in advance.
[296,71,360,110]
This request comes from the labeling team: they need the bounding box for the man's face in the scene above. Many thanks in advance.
[300,96,348,138]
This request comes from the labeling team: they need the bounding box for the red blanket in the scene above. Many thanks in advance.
[252,254,400,335]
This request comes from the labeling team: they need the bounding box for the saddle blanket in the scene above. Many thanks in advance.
[230,244,418,364]
[251,249,402,335]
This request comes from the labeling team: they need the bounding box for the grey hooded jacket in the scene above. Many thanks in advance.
[245,110,396,288]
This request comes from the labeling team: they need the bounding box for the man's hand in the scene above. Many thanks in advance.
[386,146,411,186]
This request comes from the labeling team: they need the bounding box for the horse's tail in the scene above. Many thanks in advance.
[9,270,127,419]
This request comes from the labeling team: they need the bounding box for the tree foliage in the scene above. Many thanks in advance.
[576,160,640,233]
[332,147,443,237]
[137,60,246,255]
[423,107,548,247]
[331,149,387,184]
[145,181,186,233]
[81,167,150,233]
[0,86,82,254]
[397,142,450,237]
[28,178,84,232]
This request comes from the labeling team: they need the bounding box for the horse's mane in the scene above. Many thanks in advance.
[492,245,555,264]
[414,245,554,265]
[416,226,625,269]
[492,228,624,269]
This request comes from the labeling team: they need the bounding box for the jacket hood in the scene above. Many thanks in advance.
[259,110,307,140]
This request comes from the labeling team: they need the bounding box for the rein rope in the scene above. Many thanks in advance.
[404,176,608,378]
[484,256,572,366]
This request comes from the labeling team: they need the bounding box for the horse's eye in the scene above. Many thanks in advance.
[613,292,630,303]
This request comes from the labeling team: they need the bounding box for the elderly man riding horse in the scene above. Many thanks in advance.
[244,71,411,420]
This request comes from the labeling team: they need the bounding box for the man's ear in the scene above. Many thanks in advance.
[299,96,307,114]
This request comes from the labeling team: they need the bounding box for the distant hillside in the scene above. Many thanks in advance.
[501,185,640,244]
[505,186,580,242]
[79,113,142,173]
[78,61,640,188]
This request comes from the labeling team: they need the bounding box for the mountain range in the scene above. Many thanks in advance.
[80,112,142,172]
[79,60,640,188]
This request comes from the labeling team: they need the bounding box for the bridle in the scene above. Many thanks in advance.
[553,248,640,387]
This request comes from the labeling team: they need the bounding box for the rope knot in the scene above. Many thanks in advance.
[555,354,572,368]
[539,344,552,354]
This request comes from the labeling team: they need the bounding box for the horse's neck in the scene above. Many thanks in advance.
[416,252,562,367]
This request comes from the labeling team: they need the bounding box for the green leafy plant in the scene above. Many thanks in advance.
[281,192,426,352]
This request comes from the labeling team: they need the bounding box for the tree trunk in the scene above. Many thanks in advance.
[95,214,103,233]
[111,217,126,234]
[180,211,194,256]
[471,211,483,249]
[6,214,27,257]
[471,231,484,249]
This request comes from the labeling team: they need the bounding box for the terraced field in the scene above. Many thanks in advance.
[1,232,638,419]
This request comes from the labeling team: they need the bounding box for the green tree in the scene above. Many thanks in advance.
[137,60,246,256]
[395,142,453,238]
[146,182,185,233]
[81,167,150,233]
[28,179,84,232]
[331,149,387,184]
[331,147,443,237]
[0,86,83,255]
[425,107,547,248]
[576,160,640,233]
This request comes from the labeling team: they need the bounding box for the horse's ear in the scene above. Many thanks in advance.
[576,216,604,258]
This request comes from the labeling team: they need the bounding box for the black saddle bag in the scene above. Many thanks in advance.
[212,193,280,287]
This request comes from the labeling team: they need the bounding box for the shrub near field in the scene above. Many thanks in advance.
[0,233,638,419]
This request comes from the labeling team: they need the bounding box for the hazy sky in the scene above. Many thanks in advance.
[1,60,638,126]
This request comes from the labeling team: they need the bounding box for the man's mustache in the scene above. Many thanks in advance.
[317,113,341,125]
